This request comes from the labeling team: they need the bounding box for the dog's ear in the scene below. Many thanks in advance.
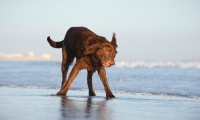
[111,33,118,48]
[100,42,111,47]
[84,43,101,55]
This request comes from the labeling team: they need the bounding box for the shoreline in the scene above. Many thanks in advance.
[0,86,199,99]
[0,87,200,120]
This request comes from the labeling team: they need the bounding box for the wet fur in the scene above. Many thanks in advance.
[47,27,117,98]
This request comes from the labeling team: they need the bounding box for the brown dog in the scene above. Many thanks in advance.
[47,27,117,98]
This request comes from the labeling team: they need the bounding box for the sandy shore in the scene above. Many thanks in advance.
[0,87,199,120]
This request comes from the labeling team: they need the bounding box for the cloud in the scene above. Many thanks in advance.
[0,51,56,61]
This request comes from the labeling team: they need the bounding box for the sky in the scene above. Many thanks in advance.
[0,0,200,60]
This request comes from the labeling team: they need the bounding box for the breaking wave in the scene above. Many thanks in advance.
[115,60,200,69]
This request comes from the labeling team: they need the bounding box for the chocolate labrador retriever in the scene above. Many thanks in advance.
[47,27,117,98]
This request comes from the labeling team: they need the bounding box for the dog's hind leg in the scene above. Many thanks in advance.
[87,70,96,96]
[60,44,74,90]
[57,64,80,96]
[61,44,68,91]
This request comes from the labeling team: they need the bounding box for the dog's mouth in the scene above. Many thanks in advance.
[101,60,115,67]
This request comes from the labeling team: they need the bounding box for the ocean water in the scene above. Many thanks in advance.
[0,60,200,98]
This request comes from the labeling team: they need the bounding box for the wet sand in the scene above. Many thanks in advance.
[0,87,200,120]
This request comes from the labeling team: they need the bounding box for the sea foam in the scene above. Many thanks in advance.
[115,60,200,69]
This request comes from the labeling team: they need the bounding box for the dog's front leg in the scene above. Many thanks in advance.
[98,67,115,98]
[87,70,96,96]
[57,65,81,96]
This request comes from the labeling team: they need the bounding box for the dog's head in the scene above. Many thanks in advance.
[84,33,118,67]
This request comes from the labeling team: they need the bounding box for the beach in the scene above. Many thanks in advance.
[0,87,200,120]
[1,0,200,119]
[1,61,200,120]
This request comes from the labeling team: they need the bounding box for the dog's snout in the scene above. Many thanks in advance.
[111,61,115,65]
[109,60,115,66]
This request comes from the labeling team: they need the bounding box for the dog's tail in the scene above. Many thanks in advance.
[47,36,63,48]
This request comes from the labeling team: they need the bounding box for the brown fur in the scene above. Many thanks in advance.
[47,27,117,98]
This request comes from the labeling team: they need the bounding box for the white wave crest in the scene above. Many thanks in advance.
[115,60,200,69]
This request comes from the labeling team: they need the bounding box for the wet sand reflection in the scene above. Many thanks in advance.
[60,96,112,120]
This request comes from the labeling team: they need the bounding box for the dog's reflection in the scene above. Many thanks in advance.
[60,96,112,120]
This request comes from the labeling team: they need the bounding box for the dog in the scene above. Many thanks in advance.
[47,27,117,98]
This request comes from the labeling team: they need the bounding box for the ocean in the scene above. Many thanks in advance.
[0,60,200,99]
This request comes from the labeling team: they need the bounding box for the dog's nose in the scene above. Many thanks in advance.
[110,60,115,66]
[112,61,115,65]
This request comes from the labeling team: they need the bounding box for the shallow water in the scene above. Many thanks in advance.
[0,61,200,98]
[0,87,200,120]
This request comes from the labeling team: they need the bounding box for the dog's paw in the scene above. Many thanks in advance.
[89,92,96,96]
[56,92,66,96]
[106,93,115,99]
